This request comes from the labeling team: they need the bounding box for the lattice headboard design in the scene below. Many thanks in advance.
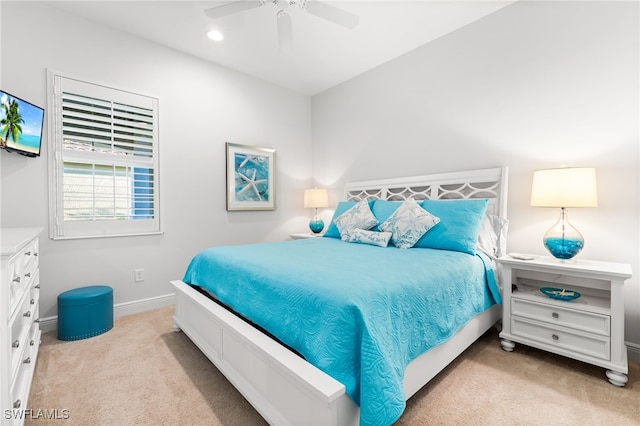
[344,167,508,218]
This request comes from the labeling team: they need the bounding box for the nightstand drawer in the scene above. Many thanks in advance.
[511,316,610,360]
[512,297,610,336]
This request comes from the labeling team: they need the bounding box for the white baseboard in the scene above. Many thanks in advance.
[38,293,175,334]
[114,293,175,317]
[626,340,640,364]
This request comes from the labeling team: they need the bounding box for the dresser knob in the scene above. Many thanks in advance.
[23,357,31,364]
[25,272,31,278]
[13,400,21,409]
[35,284,40,289]
[552,334,559,341]
[552,312,559,319]
[12,276,21,283]
[12,340,20,348]
[24,311,31,318]
[30,340,35,346]
[25,251,31,256]
[30,298,35,305]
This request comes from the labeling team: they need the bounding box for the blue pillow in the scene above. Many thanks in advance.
[371,200,402,231]
[323,200,375,239]
[416,199,489,254]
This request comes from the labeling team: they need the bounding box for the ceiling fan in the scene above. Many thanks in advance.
[204,0,360,53]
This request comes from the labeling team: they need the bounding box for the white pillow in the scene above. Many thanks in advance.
[333,199,379,241]
[379,199,440,249]
[344,229,392,248]
[477,214,509,259]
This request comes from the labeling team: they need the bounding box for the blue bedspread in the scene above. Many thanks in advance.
[183,238,501,425]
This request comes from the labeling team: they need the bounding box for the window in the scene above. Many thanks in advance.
[48,72,160,239]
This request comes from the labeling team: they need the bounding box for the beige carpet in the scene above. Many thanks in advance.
[26,307,639,426]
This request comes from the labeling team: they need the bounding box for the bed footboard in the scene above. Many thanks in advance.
[171,280,359,426]
[172,279,500,425]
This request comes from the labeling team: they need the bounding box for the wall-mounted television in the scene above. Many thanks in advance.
[0,89,45,157]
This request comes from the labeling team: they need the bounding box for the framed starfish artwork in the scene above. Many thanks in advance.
[226,142,276,211]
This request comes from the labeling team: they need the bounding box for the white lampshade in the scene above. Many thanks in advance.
[530,167,598,208]
[303,188,329,209]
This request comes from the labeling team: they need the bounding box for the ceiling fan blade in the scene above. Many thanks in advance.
[303,1,359,29]
[277,10,293,54]
[204,1,264,19]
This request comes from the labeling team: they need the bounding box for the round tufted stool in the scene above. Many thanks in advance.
[57,285,113,341]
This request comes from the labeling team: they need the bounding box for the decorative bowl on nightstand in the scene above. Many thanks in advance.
[540,287,581,301]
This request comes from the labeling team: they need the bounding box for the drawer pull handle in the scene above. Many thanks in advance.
[552,312,559,319]
[552,334,559,341]
[23,357,31,364]
[24,311,31,318]
[12,340,20,348]
[25,272,31,278]
[13,400,21,409]
[12,276,21,283]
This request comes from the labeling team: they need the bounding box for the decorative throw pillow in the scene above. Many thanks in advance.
[416,199,489,255]
[323,200,375,239]
[379,199,440,249]
[344,229,392,248]
[333,199,379,240]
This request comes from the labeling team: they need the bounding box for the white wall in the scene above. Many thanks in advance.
[0,2,313,318]
[311,1,640,351]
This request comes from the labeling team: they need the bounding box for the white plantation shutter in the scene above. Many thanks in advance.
[48,72,161,239]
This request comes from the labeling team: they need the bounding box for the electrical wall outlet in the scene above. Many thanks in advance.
[134,268,145,282]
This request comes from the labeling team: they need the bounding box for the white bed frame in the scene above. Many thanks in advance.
[172,167,508,425]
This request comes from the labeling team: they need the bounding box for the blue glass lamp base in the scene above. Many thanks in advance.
[543,208,585,260]
[309,218,324,234]
[543,237,584,260]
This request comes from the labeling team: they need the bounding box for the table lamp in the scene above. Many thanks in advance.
[530,167,598,260]
[303,188,329,234]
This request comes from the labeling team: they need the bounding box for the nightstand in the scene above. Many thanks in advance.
[498,255,632,386]
[290,233,324,240]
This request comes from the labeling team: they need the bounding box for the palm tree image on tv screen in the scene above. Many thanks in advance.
[0,90,45,157]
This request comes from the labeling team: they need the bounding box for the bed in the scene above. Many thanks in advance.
[171,167,508,425]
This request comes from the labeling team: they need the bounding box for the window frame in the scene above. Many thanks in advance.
[47,70,161,240]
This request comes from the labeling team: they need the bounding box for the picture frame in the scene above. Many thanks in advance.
[226,142,276,211]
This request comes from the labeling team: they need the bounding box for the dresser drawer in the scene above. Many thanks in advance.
[22,238,38,273]
[7,239,38,318]
[9,326,40,413]
[511,316,610,360]
[512,297,610,336]
[7,254,25,316]
[9,292,38,381]
[30,269,40,309]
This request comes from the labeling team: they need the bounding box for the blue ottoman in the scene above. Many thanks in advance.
[57,285,113,341]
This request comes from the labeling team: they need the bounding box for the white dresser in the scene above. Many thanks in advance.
[498,255,632,386]
[1,228,42,424]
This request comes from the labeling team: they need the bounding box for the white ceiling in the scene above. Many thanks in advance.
[49,1,515,96]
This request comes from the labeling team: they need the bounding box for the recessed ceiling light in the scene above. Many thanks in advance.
[207,30,224,41]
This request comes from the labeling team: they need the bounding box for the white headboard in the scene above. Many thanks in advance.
[344,167,508,219]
